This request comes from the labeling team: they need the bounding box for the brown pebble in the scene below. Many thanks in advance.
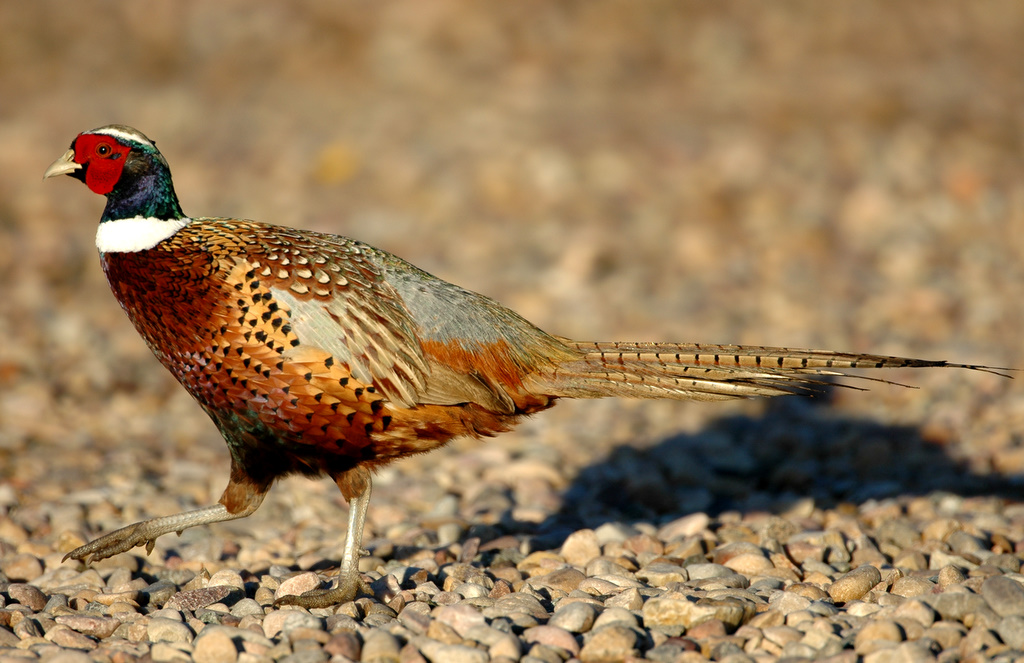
[829,565,882,603]
[937,564,967,587]
[523,625,581,656]
[530,567,586,593]
[604,587,643,611]
[7,583,48,611]
[891,576,935,598]
[435,603,487,636]
[56,614,121,639]
[426,619,464,645]
[488,580,513,599]
[787,583,829,601]
[325,630,361,660]
[658,513,710,541]
[1,554,43,582]
[578,625,639,662]
[686,619,726,639]
[560,529,602,567]
[723,553,775,576]
[46,624,99,650]
[192,627,239,663]
[362,631,401,659]
[274,572,322,601]
[922,518,961,543]
[853,618,904,654]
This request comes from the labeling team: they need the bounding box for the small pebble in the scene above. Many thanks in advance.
[829,565,882,603]
[147,618,196,644]
[192,626,239,663]
[578,625,638,662]
[936,564,967,587]
[560,529,601,566]
[980,575,1024,617]
[7,584,48,611]
[522,625,580,655]
[1,555,44,582]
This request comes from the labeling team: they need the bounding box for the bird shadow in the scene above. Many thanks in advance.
[508,390,1024,550]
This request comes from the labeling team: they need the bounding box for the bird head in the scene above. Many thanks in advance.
[45,125,184,222]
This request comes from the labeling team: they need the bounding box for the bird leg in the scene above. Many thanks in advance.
[275,467,372,608]
[64,475,268,565]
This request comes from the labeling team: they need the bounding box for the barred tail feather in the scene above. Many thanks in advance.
[526,339,1012,402]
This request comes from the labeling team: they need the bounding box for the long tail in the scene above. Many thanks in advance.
[526,339,1012,402]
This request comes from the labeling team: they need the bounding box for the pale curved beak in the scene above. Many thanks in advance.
[43,149,81,180]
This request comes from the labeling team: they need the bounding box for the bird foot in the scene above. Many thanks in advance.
[274,573,368,609]
[63,522,159,565]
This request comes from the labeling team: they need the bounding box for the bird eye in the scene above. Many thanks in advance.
[96,143,111,156]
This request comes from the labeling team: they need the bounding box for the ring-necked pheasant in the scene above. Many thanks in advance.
[45,125,1008,607]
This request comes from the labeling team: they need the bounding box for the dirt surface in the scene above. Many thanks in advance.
[1,2,1023,661]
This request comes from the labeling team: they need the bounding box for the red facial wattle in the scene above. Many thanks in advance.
[74,133,131,195]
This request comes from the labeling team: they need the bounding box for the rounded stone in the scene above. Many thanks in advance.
[531,567,586,593]
[43,652,93,663]
[891,576,934,598]
[981,576,1024,617]
[229,598,265,617]
[523,625,581,655]
[0,554,43,582]
[685,563,735,580]
[46,625,98,650]
[854,618,904,654]
[548,601,597,633]
[7,583,48,611]
[643,596,745,629]
[55,614,121,638]
[605,587,643,611]
[361,629,401,662]
[936,564,967,587]
[561,529,601,567]
[435,604,487,637]
[192,627,239,663]
[769,591,812,615]
[324,631,361,660]
[658,513,711,540]
[274,572,322,602]
[147,617,196,643]
[415,639,489,663]
[926,591,991,623]
[593,607,640,630]
[892,599,938,628]
[636,562,688,586]
[996,615,1024,649]
[579,625,638,662]
[829,565,881,603]
[207,569,245,590]
[722,553,775,576]
[262,610,323,639]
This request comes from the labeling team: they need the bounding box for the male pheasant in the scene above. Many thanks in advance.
[45,125,1006,607]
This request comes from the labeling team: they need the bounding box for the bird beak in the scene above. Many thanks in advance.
[43,149,82,180]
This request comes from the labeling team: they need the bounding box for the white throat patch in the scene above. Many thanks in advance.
[96,216,191,253]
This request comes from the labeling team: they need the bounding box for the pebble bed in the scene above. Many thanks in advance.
[2,492,1024,663]
[4,2,1024,662]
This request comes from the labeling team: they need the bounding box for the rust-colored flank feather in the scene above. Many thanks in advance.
[44,125,1010,608]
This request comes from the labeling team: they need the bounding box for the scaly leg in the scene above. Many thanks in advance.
[64,473,268,564]
[276,467,372,607]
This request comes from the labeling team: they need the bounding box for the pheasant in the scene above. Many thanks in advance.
[45,125,1007,608]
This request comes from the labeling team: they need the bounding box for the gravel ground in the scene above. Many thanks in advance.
[2,2,1024,662]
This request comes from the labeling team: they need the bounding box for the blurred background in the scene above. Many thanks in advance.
[1,2,1022,555]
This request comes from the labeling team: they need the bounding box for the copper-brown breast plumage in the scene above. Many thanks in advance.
[100,219,437,470]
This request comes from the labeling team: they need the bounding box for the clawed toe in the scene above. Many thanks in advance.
[274,575,368,609]
[63,524,156,565]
